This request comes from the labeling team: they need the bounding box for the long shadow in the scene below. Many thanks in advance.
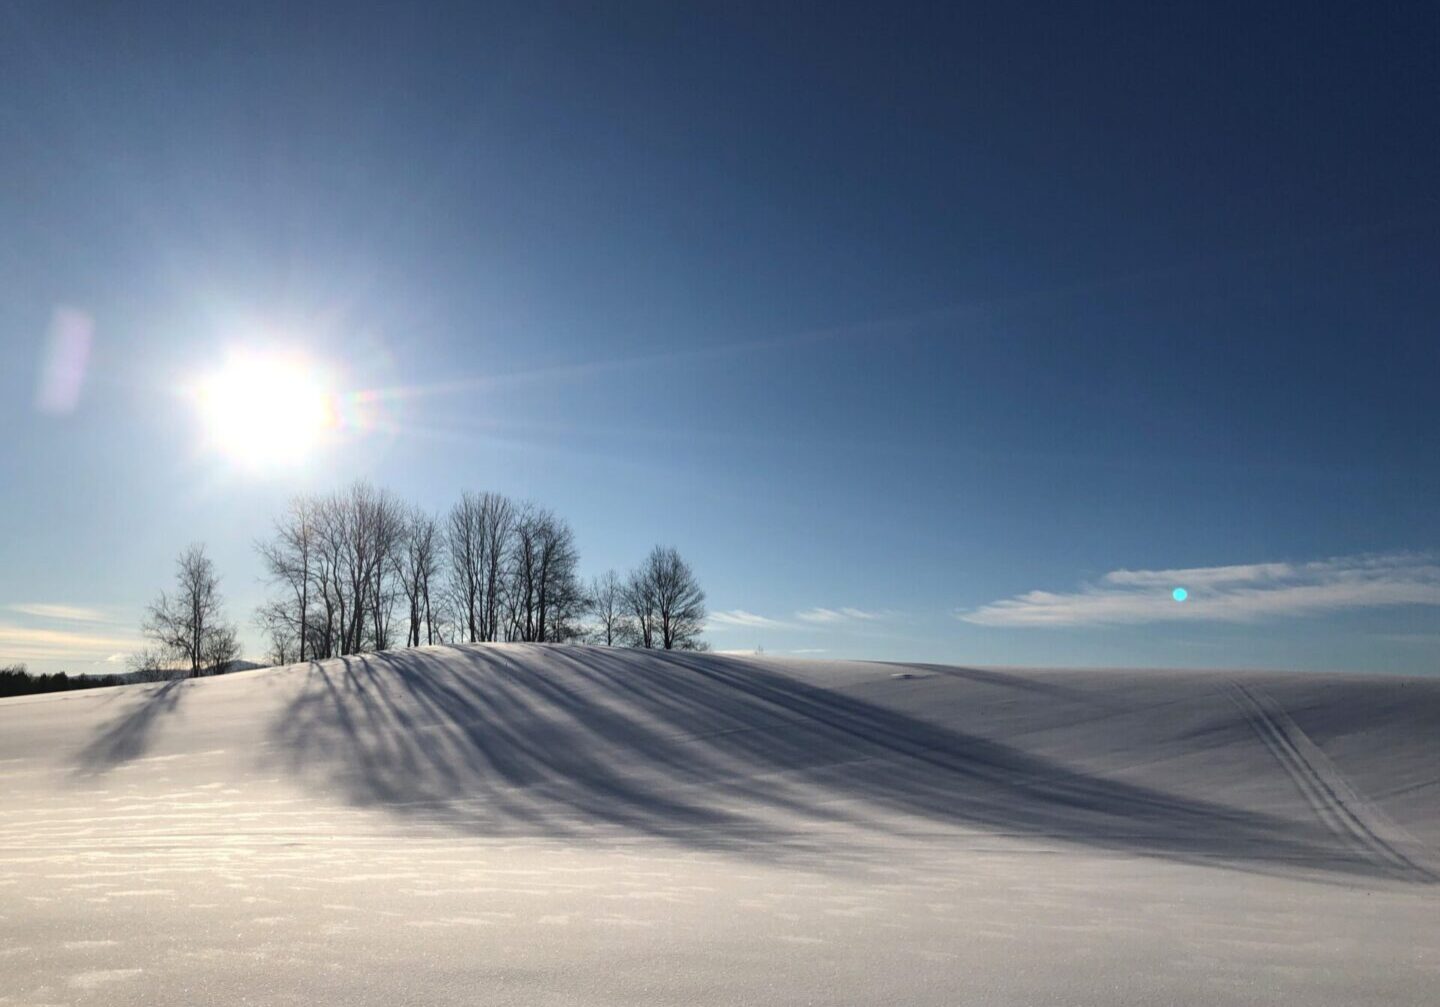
[72,677,186,775]
[265,645,1434,883]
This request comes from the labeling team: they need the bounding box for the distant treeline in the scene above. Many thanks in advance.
[0,664,129,698]
[0,662,259,698]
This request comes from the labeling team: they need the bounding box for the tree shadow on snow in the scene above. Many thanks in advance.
[265,646,1433,884]
[72,677,186,775]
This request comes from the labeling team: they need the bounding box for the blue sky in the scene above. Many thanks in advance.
[2,2,1437,674]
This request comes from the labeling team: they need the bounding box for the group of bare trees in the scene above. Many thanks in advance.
[441,491,584,647]
[590,546,707,651]
[250,481,705,665]
[253,483,416,664]
[135,482,706,670]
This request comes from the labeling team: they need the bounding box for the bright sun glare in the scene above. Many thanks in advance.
[194,349,334,468]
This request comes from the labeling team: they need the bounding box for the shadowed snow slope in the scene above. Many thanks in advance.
[1,644,1437,1005]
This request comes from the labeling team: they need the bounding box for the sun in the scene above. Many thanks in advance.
[193,349,335,468]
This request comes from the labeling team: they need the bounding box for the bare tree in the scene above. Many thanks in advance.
[142,544,240,676]
[361,486,406,652]
[312,493,348,658]
[318,482,406,655]
[537,511,583,643]
[202,622,242,672]
[126,646,178,681]
[587,570,629,645]
[427,593,460,646]
[478,492,515,641]
[256,497,317,662]
[397,506,442,647]
[446,492,485,642]
[445,491,521,644]
[629,546,706,651]
[624,565,658,649]
[508,504,583,642]
[254,600,299,666]
[508,506,539,641]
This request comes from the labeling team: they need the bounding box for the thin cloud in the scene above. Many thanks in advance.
[708,610,795,630]
[795,607,884,624]
[1099,563,1294,588]
[960,553,1440,628]
[1370,631,1440,645]
[712,607,890,631]
[0,625,144,663]
[8,602,114,623]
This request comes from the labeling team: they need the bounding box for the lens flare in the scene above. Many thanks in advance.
[35,307,93,415]
[1172,587,1188,602]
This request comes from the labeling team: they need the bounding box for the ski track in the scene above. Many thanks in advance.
[1224,681,1435,884]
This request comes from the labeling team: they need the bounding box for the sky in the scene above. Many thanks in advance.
[1,1,1437,675]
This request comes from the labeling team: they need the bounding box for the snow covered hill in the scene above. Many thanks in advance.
[1,644,1436,1004]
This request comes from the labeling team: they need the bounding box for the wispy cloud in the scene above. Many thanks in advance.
[710,606,891,632]
[960,553,1440,628]
[708,610,794,630]
[8,602,115,623]
[1373,632,1440,645]
[795,607,883,624]
[1098,563,1295,589]
[0,625,143,663]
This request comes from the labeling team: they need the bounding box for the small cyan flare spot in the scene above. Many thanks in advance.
[1172,587,1188,602]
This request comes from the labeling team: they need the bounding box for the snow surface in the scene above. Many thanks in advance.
[1,644,1436,1004]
